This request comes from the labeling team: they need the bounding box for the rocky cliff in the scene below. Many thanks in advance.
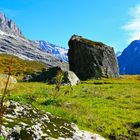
[0,12,23,37]
[68,35,119,80]
[118,40,140,74]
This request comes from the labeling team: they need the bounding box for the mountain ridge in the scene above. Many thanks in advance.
[0,12,23,37]
[0,12,68,69]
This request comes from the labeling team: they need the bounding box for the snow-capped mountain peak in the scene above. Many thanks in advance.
[38,40,68,62]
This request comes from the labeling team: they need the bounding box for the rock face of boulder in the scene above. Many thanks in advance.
[1,101,105,140]
[64,71,80,86]
[68,35,119,80]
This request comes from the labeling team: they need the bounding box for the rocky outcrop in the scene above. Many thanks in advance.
[0,12,23,37]
[1,101,105,140]
[118,40,140,74]
[68,35,119,80]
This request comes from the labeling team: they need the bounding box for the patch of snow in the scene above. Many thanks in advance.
[38,40,68,62]
[116,51,122,57]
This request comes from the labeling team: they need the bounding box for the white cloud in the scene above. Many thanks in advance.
[123,4,140,43]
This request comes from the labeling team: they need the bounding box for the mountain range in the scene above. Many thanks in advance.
[1,12,140,75]
[0,12,68,69]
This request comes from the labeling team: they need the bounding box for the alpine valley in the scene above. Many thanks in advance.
[0,11,140,140]
[1,11,140,76]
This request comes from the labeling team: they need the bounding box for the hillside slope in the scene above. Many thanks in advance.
[0,54,47,76]
[118,40,140,74]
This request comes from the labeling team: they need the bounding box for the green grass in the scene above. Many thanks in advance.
[9,75,140,140]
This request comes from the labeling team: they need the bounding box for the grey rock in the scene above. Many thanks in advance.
[1,101,105,140]
[64,71,80,86]
[68,35,119,80]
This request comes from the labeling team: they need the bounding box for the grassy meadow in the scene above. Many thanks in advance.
[0,54,139,139]
[8,75,140,140]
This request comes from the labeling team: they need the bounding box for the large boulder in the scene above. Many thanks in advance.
[64,71,80,86]
[68,35,119,80]
[1,101,105,140]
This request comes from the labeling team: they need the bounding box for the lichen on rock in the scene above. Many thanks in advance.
[1,101,105,140]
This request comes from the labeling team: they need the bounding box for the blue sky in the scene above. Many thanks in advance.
[0,0,140,52]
